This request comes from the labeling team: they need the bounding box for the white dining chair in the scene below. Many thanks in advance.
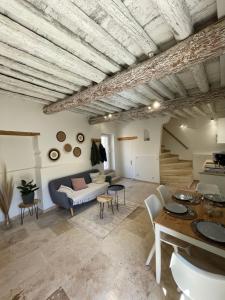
[170,252,225,300]
[144,194,190,266]
[196,182,220,195]
[157,185,171,205]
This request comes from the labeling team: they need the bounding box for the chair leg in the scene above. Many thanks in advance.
[145,243,156,266]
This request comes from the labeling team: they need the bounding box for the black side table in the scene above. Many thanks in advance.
[18,199,39,225]
[107,184,125,210]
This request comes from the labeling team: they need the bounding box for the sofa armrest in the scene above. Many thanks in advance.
[52,191,73,209]
[105,175,112,185]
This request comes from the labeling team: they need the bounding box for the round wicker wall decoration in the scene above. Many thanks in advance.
[64,143,72,152]
[56,131,66,142]
[76,133,85,143]
[73,147,81,157]
[48,148,60,161]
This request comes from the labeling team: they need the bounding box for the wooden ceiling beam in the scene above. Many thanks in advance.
[155,0,209,93]
[217,0,225,87]
[28,0,136,66]
[0,42,88,87]
[78,106,105,116]
[98,97,131,110]
[0,82,57,102]
[192,106,208,116]
[165,74,188,97]
[119,89,152,106]
[88,88,225,124]
[0,89,51,105]
[0,56,75,94]
[44,18,225,114]
[135,84,164,101]
[0,71,66,99]
[0,0,120,75]
[149,80,174,99]
[89,102,120,113]
[97,0,158,56]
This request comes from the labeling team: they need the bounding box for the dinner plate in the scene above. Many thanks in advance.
[204,194,225,203]
[196,221,225,243]
[164,202,188,214]
[174,193,193,201]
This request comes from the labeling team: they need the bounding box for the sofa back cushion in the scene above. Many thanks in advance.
[71,177,88,191]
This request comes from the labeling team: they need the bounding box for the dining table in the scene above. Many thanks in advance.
[154,190,225,284]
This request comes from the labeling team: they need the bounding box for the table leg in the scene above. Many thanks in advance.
[111,200,114,214]
[155,224,161,284]
[35,204,39,219]
[20,208,23,225]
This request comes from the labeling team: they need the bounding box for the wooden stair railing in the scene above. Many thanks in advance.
[163,127,188,150]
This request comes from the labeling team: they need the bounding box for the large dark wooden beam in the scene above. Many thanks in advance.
[88,88,225,124]
[44,18,225,114]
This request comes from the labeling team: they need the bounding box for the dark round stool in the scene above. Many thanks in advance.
[107,184,125,210]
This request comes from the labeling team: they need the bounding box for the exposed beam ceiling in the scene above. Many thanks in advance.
[89,88,225,124]
[44,18,225,113]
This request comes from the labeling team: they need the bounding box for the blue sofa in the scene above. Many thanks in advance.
[48,169,111,216]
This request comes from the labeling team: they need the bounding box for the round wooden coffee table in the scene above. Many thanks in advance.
[97,195,114,219]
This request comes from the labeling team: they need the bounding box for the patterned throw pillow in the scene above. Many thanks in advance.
[71,178,87,191]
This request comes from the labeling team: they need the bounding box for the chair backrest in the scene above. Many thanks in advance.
[144,194,163,228]
[196,182,220,195]
[157,185,171,205]
[170,252,225,300]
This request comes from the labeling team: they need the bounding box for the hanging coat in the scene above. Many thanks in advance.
[99,143,107,163]
[90,141,101,166]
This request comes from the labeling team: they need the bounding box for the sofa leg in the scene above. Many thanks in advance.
[70,207,74,217]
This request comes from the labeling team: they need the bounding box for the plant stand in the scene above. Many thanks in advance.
[18,199,39,225]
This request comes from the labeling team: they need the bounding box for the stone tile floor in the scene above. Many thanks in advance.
[0,179,224,300]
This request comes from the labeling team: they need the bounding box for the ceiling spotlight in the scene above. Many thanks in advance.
[108,113,112,118]
[153,101,160,109]
[148,106,152,110]
[104,115,107,119]
[180,124,187,129]
[210,117,214,121]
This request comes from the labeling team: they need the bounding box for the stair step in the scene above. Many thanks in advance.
[160,168,193,176]
[160,161,192,169]
[160,153,174,159]
[161,149,170,153]
[160,156,179,164]
[160,175,193,183]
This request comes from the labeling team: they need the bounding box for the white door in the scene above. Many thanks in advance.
[101,134,111,170]
[120,140,134,178]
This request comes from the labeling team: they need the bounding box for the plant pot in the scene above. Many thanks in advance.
[22,192,34,204]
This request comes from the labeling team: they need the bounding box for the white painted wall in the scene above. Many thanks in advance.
[117,117,169,183]
[162,117,225,180]
[0,92,118,221]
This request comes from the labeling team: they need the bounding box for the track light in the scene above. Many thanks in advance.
[153,101,160,109]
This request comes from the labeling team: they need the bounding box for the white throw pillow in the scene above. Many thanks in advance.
[90,172,100,183]
[58,185,74,198]
[95,175,106,184]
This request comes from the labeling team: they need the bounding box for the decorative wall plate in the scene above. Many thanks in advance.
[64,143,72,152]
[48,148,60,161]
[76,133,85,143]
[73,147,81,157]
[56,131,66,142]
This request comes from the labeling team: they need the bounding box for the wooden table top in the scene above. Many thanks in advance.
[97,195,113,203]
[18,199,39,208]
[155,192,225,250]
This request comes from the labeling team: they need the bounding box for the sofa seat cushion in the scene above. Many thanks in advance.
[70,182,109,205]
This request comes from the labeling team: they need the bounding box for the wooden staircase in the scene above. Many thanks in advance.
[160,145,193,188]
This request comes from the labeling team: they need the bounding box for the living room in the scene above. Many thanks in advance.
[1,1,225,299]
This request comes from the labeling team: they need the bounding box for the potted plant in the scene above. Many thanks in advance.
[0,165,14,228]
[17,180,39,204]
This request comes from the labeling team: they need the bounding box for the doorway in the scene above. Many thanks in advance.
[101,134,113,171]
